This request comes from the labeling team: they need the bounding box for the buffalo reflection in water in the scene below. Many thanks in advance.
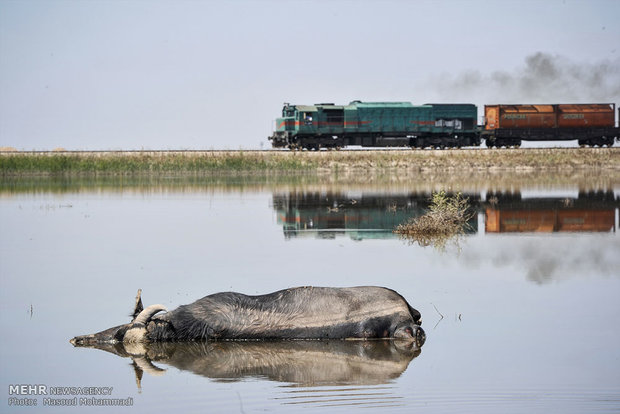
[77,340,421,388]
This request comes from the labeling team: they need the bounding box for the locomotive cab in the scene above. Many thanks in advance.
[269,103,337,149]
[269,103,297,148]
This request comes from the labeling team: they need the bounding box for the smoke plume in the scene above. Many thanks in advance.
[428,52,620,103]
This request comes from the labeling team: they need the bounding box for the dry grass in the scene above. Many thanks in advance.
[394,191,475,249]
[0,148,618,176]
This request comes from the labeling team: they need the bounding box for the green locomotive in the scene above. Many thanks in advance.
[268,101,480,149]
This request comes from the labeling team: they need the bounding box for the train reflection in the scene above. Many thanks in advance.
[272,192,479,240]
[272,191,618,239]
[484,191,617,233]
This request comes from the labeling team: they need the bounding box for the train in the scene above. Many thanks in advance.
[268,101,619,149]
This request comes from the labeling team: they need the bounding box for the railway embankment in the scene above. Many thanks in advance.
[1,148,619,176]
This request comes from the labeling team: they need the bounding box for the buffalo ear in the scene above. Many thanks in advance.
[132,289,144,321]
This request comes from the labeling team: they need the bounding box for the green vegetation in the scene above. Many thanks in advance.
[1,148,619,176]
[0,152,315,175]
[394,191,474,248]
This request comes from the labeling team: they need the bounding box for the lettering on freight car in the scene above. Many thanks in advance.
[562,114,585,119]
[504,219,527,225]
[504,114,527,120]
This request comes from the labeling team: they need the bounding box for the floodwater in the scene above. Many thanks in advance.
[1,173,619,413]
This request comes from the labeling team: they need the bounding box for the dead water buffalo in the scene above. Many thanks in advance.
[70,286,425,346]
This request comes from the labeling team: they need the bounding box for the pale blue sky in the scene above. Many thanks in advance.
[1,0,619,150]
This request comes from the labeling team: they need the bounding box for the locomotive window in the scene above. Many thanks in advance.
[435,119,463,129]
[324,109,344,125]
[303,113,313,125]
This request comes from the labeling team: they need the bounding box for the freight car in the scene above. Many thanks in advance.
[268,101,480,150]
[482,103,617,147]
[484,191,617,233]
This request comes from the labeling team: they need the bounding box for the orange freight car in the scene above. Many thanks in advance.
[483,103,617,147]
[556,104,615,128]
[485,208,615,233]
[485,105,556,129]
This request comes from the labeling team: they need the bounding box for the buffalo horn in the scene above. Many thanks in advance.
[133,304,167,325]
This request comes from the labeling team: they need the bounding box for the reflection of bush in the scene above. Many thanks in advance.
[395,191,474,249]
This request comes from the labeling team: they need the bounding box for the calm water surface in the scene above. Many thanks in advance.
[1,175,619,413]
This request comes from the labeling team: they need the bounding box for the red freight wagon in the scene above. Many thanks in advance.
[483,103,617,147]
[556,104,615,128]
[485,208,615,233]
[485,105,556,129]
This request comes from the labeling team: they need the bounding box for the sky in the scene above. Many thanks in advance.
[1,0,619,150]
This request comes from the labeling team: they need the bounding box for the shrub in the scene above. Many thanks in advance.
[394,191,474,247]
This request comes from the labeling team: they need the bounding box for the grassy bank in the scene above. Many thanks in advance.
[1,148,619,176]
[0,151,313,175]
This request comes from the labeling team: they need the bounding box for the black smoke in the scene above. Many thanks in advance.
[428,52,620,103]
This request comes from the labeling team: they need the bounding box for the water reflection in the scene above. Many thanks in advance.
[77,340,420,387]
[273,192,480,240]
[273,190,619,239]
[484,191,616,233]
[3,170,618,196]
[3,174,619,412]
